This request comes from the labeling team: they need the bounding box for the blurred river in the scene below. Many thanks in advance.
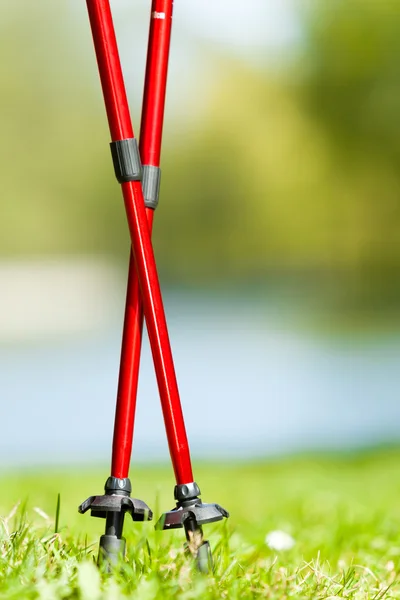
[1,291,400,468]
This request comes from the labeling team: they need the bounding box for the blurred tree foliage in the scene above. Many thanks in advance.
[1,0,400,314]
[0,1,126,257]
[295,0,400,312]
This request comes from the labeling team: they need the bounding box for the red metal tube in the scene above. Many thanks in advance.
[111,0,173,478]
[111,245,147,479]
[86,0,193,484]
[140,0,173,166]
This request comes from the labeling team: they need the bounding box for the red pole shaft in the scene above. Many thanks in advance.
[111,0,172,478]
[111,247,147,478]
[86,0,193,485]
[139,0,172,166]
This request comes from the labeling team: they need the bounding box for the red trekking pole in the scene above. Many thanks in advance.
[78,0,228,571]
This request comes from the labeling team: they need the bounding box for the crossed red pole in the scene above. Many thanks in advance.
[87,0,192,485]
[109,0,188,484]
[79,0,228,571]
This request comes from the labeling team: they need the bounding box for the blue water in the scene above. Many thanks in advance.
[1,293,400,467]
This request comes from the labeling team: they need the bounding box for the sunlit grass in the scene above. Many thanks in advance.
[1,450,400,598]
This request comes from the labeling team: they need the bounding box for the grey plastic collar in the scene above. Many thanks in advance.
[110,138,142,183]
[174,481,201,502]
[142,165,161,209]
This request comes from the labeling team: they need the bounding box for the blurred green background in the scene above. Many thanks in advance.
[2,0,400,323]
[1,1,400,467]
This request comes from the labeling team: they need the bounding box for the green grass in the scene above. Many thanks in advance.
[2,449,400,598]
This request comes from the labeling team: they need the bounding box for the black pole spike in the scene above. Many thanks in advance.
[79,477,152,566]
[183,516,214,573]
[156,482,228,573]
